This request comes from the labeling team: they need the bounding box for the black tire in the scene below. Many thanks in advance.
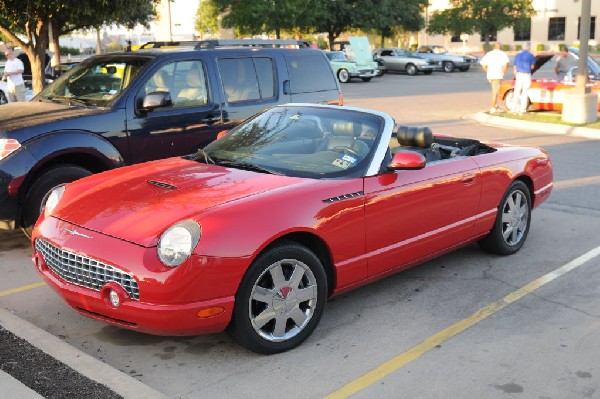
[478,180,532,255]
[228,242,327,354]
[22,165,93,229]
[423,70,433,75]
[337,69,350,83]
[406,64,418,76]
[0,90,7,105]
[443,61,455,73]
[504,89,531,112]
[361,77,372,82]
[458,66,470,72]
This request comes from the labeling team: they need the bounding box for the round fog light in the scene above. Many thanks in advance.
[109,289,121,308]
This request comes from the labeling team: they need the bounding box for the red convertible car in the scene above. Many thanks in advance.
[499,54,600,112]
[31,104,553,354]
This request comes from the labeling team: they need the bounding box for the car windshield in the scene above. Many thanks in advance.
[432,46,448,54]
[326,52,348,62]
[38,57,150,107]
[202,106,384,179]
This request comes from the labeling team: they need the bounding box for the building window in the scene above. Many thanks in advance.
[578,16,596,40]
[480,30,497,42]
[451,33,461,43]
[514,18,531,41]
[548,17,566,40]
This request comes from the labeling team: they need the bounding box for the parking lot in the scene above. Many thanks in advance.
[2,66,600,398]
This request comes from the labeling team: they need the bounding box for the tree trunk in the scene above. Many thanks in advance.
[96,28,102,55]
[50,20,61,69]
[380,31,385,48]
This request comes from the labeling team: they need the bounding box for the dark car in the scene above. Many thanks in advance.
[0,40,342,231]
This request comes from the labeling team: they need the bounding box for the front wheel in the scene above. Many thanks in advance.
[361,77,372,82]
[22,165,92,230]
[337,69,350,83]
[459,66,470,72]
[228,242,327,354]
[443,61,455,73]
[479,180,532,255]
[504,89,530,112]
[423,70,433,75]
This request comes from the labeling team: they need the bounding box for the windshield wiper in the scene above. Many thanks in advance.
[217,160,282,175]
[47,95,88,107]
[192,149,216,164]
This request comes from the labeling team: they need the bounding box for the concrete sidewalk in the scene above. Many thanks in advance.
[0,369,44,398]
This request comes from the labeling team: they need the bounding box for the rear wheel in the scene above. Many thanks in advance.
[22,165,92,230]
[361,77,372,82]
[423,70,433,75]
[504,89,531,112]
[459,66,470,72]
[406,64,418,76]
[337,69,350,83]
[0,90,7,105]
[228,242,327,354]
[479,180,532,255]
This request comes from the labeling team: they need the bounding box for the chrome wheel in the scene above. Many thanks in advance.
[501,189,529,246]
[338,69,350,83]
[249,258,318,342]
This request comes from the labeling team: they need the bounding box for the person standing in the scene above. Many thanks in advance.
[512,43,536,114]
[2,47,25,102]
[554,47,573,81]
[480,42,510,113]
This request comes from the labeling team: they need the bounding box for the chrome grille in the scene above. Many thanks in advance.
[35,238,140,300]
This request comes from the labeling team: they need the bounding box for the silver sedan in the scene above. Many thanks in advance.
[373,48,436,76]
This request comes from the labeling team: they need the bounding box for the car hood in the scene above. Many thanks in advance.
[349,36,374,66]
[54,157,309,247]
[0,101,102,133]
[532,54,553,74]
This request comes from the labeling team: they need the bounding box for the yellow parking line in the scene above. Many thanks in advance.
[325,245,600,399]
[0,282,45,297]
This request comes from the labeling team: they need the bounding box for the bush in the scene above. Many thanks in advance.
[502,44,511,51]
[536,43,545,51]
[515,44,522,51]
[106,42,126,53]
[483,43,492,52]
[59,46,81,56]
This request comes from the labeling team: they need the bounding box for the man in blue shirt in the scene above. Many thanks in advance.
[512,42,536,114]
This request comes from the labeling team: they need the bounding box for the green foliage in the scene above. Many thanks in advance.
[536,43,545,51]
[558,43,567,51]
[502,44,511,51]
[196,0,220,37]
[515,44,522,51]
[428,0,536,46]
[60,46,81,56]
[483,43,492,52]
[106,42,126,53]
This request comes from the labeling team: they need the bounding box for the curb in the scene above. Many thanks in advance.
[468,112,600,140]
[0,307,166,399]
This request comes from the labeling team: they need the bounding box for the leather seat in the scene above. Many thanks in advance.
[177,68,207,105]
[321,121,370,157]
[395,125,441,162]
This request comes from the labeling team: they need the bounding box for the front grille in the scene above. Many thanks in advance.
[35,238,140,300]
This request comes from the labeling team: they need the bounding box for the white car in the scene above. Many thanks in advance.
[0,64,34,104]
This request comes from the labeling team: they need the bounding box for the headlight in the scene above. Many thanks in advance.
[44,185,65,217]
[157,220,201,267]
[0,138,21,160]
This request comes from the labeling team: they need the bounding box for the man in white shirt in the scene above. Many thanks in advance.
[480,42,510,113]
[2,47,25,102]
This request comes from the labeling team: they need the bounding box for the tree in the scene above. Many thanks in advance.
[0,0,157,94]
[428,0,536,49]
[196,0,220,38]
[363,0,427,47]
[214,0,309,39]
[310,0,365,49]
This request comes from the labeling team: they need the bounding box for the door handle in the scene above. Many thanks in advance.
[462,173,476,185]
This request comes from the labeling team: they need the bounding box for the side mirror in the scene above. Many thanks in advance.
[141,91,172,112]
[388,151,426,170]
[216,130,228,139]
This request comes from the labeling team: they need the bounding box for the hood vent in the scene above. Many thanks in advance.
[322,191,364,203]
[147,180,178,190]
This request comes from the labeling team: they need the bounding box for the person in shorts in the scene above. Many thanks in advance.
[480,43,510,114]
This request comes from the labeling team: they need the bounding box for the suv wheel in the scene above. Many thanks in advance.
[22,165,93,230]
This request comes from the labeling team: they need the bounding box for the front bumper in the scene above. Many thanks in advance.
[350,69,377,78]
[32,217,245,336]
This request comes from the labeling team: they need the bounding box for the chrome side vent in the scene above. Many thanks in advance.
[147,180,177,190]
[322,191,364,203]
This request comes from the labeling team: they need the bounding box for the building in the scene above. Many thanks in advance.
[422,0,598,53]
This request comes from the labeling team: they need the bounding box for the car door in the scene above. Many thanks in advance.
[380,50,400,72]
[363,157,481,278]
[127,59,224,164]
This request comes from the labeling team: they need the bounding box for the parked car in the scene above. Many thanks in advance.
[46,61,80,80]
[499,53,600,112]
[0,40,342,232]
[567,46,600,80]
[413,45,477,72]
[373,48,436,75]
[0,64,35,104]
[32,103,553,354]
[330,36,381,81]
[325,51,376,83]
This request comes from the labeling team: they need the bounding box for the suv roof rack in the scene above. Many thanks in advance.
[138,41,198,49]
[193,39,311,49]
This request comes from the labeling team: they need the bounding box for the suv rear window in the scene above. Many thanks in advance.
[286,54,337,93]
[218,57,275,103]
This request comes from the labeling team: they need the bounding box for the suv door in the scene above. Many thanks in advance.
[127,59,223,163]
